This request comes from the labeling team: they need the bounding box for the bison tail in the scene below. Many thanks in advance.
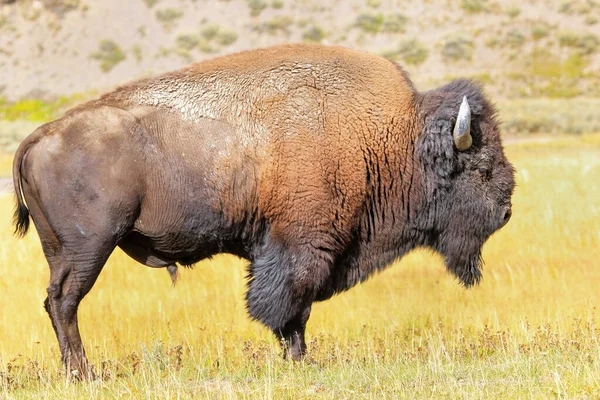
[12,125,46,237]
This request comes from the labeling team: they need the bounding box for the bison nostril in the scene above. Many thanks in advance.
[503,208,512,223]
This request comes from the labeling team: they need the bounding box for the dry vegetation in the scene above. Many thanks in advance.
[0,0,599,100]
[0,136,599,398]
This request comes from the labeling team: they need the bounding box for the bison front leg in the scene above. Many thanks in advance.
[246,237,330,361]
[274,305,311,361]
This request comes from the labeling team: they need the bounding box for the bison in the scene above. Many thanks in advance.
[13,44,515,378]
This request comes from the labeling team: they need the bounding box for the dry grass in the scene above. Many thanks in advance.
[1,136,600,398]
[0,153,13,178]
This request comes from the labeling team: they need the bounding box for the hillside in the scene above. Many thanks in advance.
[0,0,599,102]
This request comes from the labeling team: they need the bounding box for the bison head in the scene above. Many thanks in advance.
[416,79,515,287]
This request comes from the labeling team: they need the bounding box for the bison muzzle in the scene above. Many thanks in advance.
[12,44,515,379]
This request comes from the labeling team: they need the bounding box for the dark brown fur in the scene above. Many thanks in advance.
[13,44,515,378]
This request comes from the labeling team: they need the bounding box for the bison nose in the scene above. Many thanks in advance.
[500,205,512,228]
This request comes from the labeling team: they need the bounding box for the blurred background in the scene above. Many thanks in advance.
[1,0,600,153]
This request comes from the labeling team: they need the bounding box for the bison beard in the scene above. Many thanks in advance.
[11,44,515,378]
[438,233,484,287]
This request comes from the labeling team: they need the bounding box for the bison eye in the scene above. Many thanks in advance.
[477,166,490,179]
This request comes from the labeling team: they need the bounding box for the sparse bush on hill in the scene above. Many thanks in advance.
[142,0,159,8]
[199,24,238,47]
[247,0,267,17]
[461,0,489,13]
[155,8,183,30]
[354,12,383,33]
[176,34,201,51]
[253,16,293,36]
[90,40,126,72]
[506,6,520,18]
[381,13,407,33]
[506,29,525,48]
[354,12,407,34]
[200,23,220,41]
[32,0,80,15]
[558,32,600,55]
[173,24,237,59]
[383,38,429,66]
[441,34,474,61]
[558,0,599,15]
[531,21,551,40]
[302,25,325,43]
[214,29,238,46]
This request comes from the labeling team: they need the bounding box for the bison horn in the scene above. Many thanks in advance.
[453,96,472,151]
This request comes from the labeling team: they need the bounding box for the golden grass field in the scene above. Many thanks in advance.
[0,135,599,399]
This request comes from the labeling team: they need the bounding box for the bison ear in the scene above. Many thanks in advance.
[416,110,456,182]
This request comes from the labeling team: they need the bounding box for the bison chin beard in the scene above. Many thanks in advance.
[443,249,483,287]
[435,233,484,287]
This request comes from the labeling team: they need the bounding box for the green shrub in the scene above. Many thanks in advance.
[531,21,551,40]
[383,38,429,65]
[461,0,489,13]
[557,0,597,15]
[558,32,600,55]
[143,0,159,8]
[354,12,384,33]
[90,40,126,72]
[41,0,80,14]
[176,34,201,50]
[381,13,407,33]
[247,0,267,17]
[155,8,183,29]
[271,0,284,9]
[302,26,325,43]
[506,30,525,48]
[354,12,406,34]
[484,36,500,48]
[441,34,474,61]
[254,16,293,35]
[200,23,220,41]
[506,6,520,18]
[558,1,572,14]
[215,29,238,46]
